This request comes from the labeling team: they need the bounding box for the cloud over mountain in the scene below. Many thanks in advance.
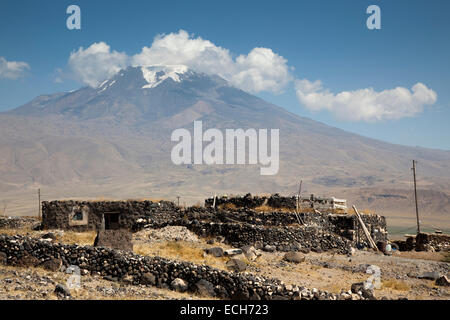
[295,79,437,122]
[67,30,291,93]
[68,42,129,87]
[0,57,30,79]
[65,30,437,122]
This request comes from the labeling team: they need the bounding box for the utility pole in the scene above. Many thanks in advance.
[38,188,41,220]
[176,196,180,207]
[412,160,421,234]
[297,180,303,212]
[295,180,305,225]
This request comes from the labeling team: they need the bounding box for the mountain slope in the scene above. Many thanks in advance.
[1,66,449,226]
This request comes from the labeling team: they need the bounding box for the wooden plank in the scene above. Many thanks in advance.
[353,205,378,251]
[212,193,217,209]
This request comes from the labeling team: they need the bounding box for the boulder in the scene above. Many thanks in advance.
[254,241,264,250]
[205,247,224,257]
[240,245,258,261]
[418,271,440,280]
[16,254,40,267]
[351,282,375,300]
[121,274,134,285]
[283,252,306,263]
[39,258,62,272]
[299,247,311,254]
[224,248,243,256]
[103,275,119,282]
[41,233,57,241]
[231,289,250,300]
[376,241,387,252]
[194,279,216,297]
[226,258,247,272]
[54,284,71,298]
[171,278,188,292]
[141,272,156,286]
[263,245,276,252]
[0,252,7,265]
[435,275,450,287]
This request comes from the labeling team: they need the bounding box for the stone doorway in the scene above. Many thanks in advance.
[104,212,120,230]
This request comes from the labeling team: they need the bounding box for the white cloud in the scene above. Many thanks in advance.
[67,30,291,93]
[64,30,437,121]
[295,79,437,122]
[68,42,129,87]
[0,57,30,79]
[133,30,292,93]
[231,48,291,93]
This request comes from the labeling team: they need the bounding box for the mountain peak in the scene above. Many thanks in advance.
[140,65,190,89]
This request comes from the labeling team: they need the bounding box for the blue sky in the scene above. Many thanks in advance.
[1,0,449,149]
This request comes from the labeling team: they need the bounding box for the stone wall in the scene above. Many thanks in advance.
[0,234,356,300]
[205,193,298,209]
[42,199,387,254]
[42,200,178,231]
[398,233,450,252]
[0,217,40,230]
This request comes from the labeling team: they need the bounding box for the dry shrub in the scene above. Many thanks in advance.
[90,196,115,202]
[192,202,203,208]
[134,241,229,270]
[382,279,411,291]
[253,205,294,213]
[0,228,30,236]
[60,231,97,245]
[360,209,375,215]
[219,203,237,210]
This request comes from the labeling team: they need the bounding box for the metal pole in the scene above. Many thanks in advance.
[412,160,421,234]
[176,196,180,206]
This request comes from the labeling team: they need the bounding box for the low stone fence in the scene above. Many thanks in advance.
[0,217,40,230]
[186,221,353,254]
[0,234,348,300]
[205,193,297,209]
[394,233,450,252]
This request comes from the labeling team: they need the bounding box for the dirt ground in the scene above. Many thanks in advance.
[1,227,449,300]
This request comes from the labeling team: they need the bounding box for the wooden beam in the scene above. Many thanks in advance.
[353,205,378,251]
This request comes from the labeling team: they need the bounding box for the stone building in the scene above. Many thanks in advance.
[42,200,177,231]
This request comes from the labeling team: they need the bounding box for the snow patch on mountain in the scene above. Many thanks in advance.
[141,65,189,89]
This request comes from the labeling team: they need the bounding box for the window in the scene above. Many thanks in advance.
[72,212,83,221]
